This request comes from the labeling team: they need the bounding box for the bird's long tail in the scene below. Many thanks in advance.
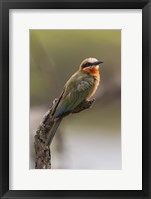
[46,117,63,146]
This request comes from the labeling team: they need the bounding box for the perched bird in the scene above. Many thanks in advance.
[47,57,103,146]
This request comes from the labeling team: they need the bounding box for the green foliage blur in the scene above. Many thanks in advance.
[30,30,120,106]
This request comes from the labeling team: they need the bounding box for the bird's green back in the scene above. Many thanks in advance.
[53,70,95,118]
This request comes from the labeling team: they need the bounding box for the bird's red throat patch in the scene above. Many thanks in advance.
[83,67,99,77]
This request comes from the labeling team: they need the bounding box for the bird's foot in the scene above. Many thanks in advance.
[72,98,95,114]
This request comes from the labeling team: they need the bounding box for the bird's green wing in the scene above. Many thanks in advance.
[53,76,94,118]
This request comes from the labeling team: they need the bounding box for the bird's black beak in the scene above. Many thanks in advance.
[94,60,104,65]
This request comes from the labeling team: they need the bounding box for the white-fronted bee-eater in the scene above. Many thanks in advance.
[47,57,103,146]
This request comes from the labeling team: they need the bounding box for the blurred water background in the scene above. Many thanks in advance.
[30,30,121,169]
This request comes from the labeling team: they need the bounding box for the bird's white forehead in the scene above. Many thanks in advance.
[87,57,98,63]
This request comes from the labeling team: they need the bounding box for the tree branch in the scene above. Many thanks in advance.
[34,98,95,169]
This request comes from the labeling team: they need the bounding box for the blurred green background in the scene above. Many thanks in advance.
[30,30,121,169]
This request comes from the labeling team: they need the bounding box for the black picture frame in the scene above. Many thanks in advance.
[0,0,150,198]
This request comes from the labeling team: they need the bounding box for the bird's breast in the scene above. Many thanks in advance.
[85,71,100,100]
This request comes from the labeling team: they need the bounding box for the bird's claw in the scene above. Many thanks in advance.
[72,98,95,113]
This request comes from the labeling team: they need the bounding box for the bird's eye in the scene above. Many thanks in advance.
[82,62,91,68]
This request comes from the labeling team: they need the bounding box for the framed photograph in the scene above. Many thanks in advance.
[0,0,150,198]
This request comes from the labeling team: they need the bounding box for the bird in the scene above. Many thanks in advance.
[46,57,103,146]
